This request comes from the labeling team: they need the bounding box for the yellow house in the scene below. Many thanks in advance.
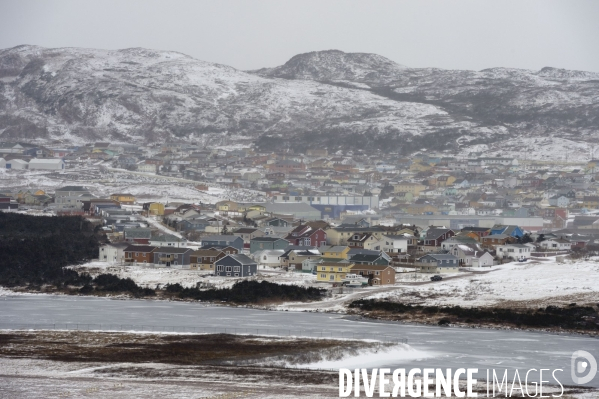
[320,245,350,260]
[216,200,239,212]
[247,204,266,212]
[316,262,355,283]
[409,162,432,172]
[393,182,426,196]
[325,228,386,246]
[147,202,165,216]
[436,175,456,187]
[110,193,136,204]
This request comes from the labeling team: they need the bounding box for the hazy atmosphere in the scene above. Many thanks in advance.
[1,0,599,71]
[2,2,599,398]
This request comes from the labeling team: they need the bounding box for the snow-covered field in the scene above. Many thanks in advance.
[69,261,317,290]
[370,258,599,308]
[0,166,265,204]
[58,257,599,310]
[457,135,595,163]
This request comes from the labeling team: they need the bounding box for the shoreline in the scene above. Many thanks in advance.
[2,286,599,339]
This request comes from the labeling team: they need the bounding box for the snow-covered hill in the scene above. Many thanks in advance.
[1,45,598,153]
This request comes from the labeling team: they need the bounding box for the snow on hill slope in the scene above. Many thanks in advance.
[1,46,598,154]
[0,45,486,147]
[251,49,406,82]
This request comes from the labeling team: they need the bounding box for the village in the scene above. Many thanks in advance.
[2,140,599,307]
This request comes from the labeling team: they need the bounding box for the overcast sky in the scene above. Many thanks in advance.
[1,0,598,72]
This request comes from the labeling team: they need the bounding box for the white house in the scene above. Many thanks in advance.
[539,238,571,251]
[252,249,285,267]
[472,251,494,267]
[496,244,532,259]
[451,243,487,266]
[548,195,570,208]
[98,242,129,264]
[370,234,412,254]
[6,159,28,170]
[28,158,65,170]
[137,163,157,173]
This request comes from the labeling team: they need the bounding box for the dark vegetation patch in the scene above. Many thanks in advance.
[349,299,599,331]
[0,213,101,287]
[165,280,326,303]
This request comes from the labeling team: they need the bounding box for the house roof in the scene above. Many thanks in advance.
[151,234,186,243]
[350,254,384,262]
[419,253,459,261]
[191,249,223,257]
[124,228,152,238]
[124,245,156,253]
[219,253,256,265]
[426,228,453,239]
[321,245,349,253]
[350,264,393,271]
[29,158,63,164]
[153,247,192,254]
[234,228,260,234]
[203,235,241,241]
[484,234,510,240]
[252,236,288,243]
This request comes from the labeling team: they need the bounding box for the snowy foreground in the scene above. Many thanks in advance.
[64,257,599,311]
[368,258,599,309]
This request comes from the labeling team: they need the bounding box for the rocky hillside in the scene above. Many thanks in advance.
[1,45,598,153]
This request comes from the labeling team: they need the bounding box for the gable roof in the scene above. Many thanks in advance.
[218,253,256,265]
[124,245,156,253]
[202,235,242,242]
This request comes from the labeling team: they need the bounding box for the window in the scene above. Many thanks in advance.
[338,267,343,272]
[135,252,139,256]
[387,280,390,283]
[217,265,224,271]
[375,271,379,275]
[295,197,302,201]
[142,253,146,257]
[321,266,326,271]
[226,273,231,276]
[234,273,239,277]
[329,275,335,280]
[233,266,240,272]
[226,266,232,272]
[320,273,326,278]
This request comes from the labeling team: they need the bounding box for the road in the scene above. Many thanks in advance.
[284,268,492,310]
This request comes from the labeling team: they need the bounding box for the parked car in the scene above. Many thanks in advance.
[517,257,528,262]
[430,275,443,281]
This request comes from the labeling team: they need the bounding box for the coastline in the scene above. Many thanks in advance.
[2,286,599,339]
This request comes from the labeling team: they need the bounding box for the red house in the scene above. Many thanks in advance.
[284,225,327,247]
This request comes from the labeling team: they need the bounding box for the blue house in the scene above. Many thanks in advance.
[201,235,244,251]
[490,225,524,238]
[214,254,258,277]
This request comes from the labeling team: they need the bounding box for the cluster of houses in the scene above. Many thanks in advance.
[95,188,583,285]
[5,141,599,286]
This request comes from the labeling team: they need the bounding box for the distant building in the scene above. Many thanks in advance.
[28,158,65,170]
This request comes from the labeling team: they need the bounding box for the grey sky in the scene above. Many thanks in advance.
[1,0,598,72]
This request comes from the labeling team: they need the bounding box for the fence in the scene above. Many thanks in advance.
[0,323,407,344]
